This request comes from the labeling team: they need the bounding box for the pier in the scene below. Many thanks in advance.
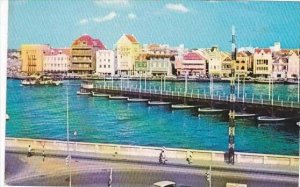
[79,82,300,118]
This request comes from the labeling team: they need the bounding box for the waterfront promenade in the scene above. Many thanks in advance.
[5,137,299,186]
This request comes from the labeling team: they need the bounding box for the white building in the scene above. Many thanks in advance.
[96,49,116,76]
[43,48,70,73]
[287,50,300,79]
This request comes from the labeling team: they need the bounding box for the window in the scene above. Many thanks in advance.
[104,65,106,68]
[100,65,102,68]
[108,65,110,68]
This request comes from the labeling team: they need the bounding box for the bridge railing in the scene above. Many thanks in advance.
[93,83,300,109]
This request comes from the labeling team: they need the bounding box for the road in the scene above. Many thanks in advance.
[5,152,298,187]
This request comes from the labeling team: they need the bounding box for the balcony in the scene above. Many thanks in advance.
[71,65,93,71]
[72,58,92,63]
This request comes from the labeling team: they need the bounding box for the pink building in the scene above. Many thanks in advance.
[43,48,70,74]
[177,52,206,77]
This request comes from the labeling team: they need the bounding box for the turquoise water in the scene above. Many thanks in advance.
[6,79,299,155]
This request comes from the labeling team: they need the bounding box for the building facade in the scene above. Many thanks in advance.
[134,53,148,76]
[235,51,251,77]
[43,48,70,74]
[70,34,106,75]
[177,52,206,76]
[116,34,140,76]
[287,50,300,79]
[253,48,272,78]
[204,46,223,77]
[95,49,116,76]
[20,44,50,74]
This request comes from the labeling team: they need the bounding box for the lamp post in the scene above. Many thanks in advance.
[66,79,71,186]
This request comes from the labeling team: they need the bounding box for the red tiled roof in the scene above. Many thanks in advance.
[72,34,106,49]
[254,48,271,54]
[44,48,70,56]
[183,52,205,60]
[125,34,138,43]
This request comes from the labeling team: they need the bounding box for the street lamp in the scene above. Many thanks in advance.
[205,165,212,187]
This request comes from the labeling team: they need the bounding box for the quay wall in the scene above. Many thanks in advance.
[6,137,299,167]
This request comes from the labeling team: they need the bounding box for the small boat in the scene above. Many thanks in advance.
[148,101,171,105]
[6,114,9,120]
[286,79,299,84]
[52,80,63,86]
[235,112,256,118]
[198,107,225,114]
[257,116,287,122]
[255,78,270,84]
[127,98,148,102]
[108,95,128,100]
[91,91,109,97]
[171,104,196,110]
[21,78,37,86]
[76,91,91,95]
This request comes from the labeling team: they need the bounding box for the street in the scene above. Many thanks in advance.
[5,152,298,187]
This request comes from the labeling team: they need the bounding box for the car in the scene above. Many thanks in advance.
[152,181,191,187]
[152,181,175,187]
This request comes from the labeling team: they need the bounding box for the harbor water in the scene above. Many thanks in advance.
[6,79,300,156]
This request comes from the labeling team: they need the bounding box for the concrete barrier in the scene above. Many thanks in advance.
[5,137,299,167]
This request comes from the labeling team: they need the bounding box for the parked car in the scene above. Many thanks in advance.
[152,181,191,187]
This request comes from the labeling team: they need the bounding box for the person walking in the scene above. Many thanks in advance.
[27,145,32,157]
[42,150,45,162]
[186,150,193,164]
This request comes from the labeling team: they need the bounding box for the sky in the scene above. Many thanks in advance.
[8,0,300,51]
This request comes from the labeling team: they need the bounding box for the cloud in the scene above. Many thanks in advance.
[165,3,189,13]
[93,11,117,23]
[94,0,129,6]
[128,13,136,20]
[79,19,89,25]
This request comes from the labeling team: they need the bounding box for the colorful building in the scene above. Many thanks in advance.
[145,44,174,77]
[95,49,116,76]
[70,34,106,75]
[221,54,232,78]
[271,50,289,79]
[116,34,140,76]
[287,50,300,79]
[134,53,148,76]
[253,48,272,78]
[177,51,206,76]
[235,51,251,77]
[204,46,223,77]
[20,44,50,74]
[43,48,70,74]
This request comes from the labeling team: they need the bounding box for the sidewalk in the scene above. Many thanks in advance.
[6,146,299,176]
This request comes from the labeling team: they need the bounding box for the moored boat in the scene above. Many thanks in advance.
[76,91,91,95]
[198,107,225,114]
[148,101,171,105]
[127,98,148,102]
[235,112,256,118]
[108,95,128,100]
[257,116,286,122]
[91,91,109,97]
[171,104,195,110]
[6,114,9,120]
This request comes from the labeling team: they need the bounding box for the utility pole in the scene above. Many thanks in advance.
[228,26,236,164]
[205,165,212,187]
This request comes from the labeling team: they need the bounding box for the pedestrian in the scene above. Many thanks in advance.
[27,145,32,157]
[186,150,193,164]
[42,150,45,162]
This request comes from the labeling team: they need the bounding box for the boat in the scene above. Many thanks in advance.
[198,107,225,114]
[286,78,299,84]
[171,104,196,110]
[127,98,148,102]
[91,91,109,97]
[21,77,37,86]
[257,116,287,122]
[148,101,171,105]
[255,78,270,84]
[76,91,91,95]
[52,79,63,86]
[235,112,256,118]
[108,95,128,100]
[6,114,9,120]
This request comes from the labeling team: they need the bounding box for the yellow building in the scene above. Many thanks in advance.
[234,51,252,77]
[203,46,223,77]
[20,44,50,74]
[116,34,140,75]
[253,48,272,78]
